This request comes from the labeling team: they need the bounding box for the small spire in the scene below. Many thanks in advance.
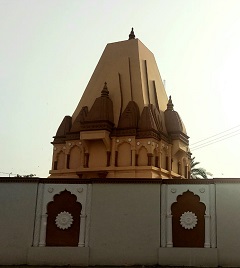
[167,95,174,110]
[101,82,109,97]
[129,27,135,40]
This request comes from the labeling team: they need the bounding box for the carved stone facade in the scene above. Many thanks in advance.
[33,183,91,248]
[49,30,191,179]
[160,182,216,249]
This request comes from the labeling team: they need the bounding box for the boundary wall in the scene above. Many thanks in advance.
[0,177,239,267]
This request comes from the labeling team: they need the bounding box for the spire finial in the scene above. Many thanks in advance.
[129,27,135,40]
[101,82,109,97]
[167,95,174,110]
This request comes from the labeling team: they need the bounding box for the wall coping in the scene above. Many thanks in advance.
[0,177,240,184]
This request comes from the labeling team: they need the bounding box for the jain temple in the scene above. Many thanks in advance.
[49,28,190,179]
[1,30,240,267]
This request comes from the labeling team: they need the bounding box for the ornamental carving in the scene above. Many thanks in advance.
[180,211,198,229]
[48,187,54,193]
[55,211,73,230]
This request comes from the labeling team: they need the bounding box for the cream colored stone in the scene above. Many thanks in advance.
[50,35,190,179]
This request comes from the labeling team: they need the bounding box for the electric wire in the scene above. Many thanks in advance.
[191,124,240,145]
[2,125,240,171]
[191,128,240,149]
[191,132,240,151]
[191,126,240,151]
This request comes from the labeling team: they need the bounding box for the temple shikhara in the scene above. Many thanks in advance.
[50,29,190,179]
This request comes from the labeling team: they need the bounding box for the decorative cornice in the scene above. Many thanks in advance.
[1,177,240,184]
[80,121,114,132]
[0,178,41,183]
[112,128,137,137]
[162,179,215,184]
[89,178,163,184]
[213,178,240,183]
[170,132,189,145]
[66,132,80,140]
[42,178,91,184]
[51,136,66,145]
[137,129,160,140]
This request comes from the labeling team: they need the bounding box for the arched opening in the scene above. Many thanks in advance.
[117,142,131,167]
[69,146,81,169]
[46,190,82,247]
[88,140,107,168]
[57,151,65,170]
[171,190,206,247]
[138,146,148,166]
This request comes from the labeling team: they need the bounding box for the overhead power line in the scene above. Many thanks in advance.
[191,131,240,151]
[191,124,240,146]
[190,124,240,151]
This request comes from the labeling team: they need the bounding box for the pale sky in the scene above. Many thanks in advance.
[1,0,240,178]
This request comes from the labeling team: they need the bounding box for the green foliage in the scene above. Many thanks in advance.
[15,174,37,178]
[190,157,208,179]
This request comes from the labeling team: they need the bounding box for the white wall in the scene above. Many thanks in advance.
[0,182,38,264]
[216,183,240,267]
[158,248,218,267]
[2,179,240,267]
[89,183,161,265]
[28,247,89,266]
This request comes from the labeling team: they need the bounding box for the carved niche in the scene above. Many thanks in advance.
[46,190,82,246]
[171,190,206,247]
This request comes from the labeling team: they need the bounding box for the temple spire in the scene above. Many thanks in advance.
[128,27,135,40]
[167,95,174,110]
[101,82,109,97]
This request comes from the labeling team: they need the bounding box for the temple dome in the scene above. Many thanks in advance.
[164,96,187,135]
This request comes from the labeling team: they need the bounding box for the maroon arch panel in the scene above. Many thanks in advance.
[171,190,206,247]
[46,190,82,246]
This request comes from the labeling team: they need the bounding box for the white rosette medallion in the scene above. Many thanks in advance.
[55,211,73,230]
[180,211,198,230]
